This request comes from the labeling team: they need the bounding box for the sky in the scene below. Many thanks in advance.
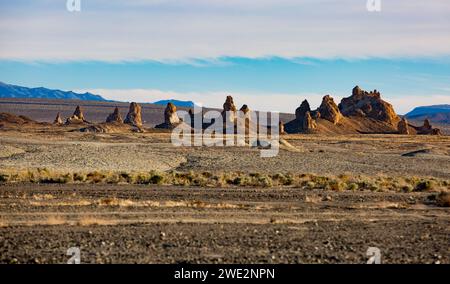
[0,0,450,114]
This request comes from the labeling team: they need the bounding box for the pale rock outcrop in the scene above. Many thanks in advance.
[155,102,183,129]
[106,107,123,123]
[397,117,409,134]
[124,102,143,128]
[66,106,87,124]
[54,113,63,125]
[303,111,317,131]
[165,103,180,125]
[339,86,398,124]
[279,121,285,134]
[318,95,342,124]
[295,100,311,120]
[222,96,237,123]
[240,104,250,115]
[284,99,317,133]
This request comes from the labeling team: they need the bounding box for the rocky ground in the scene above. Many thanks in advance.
[0,184,449,264]
[0,125,449,264]
[0,131,449,178]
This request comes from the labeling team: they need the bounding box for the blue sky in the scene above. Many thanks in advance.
[1,0,450,113]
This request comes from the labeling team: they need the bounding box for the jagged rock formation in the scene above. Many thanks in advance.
[339,86,398,124]
[423,119,431,130]
[73,106,84,120]
[222,96,237,123]
[240,104,250,115]
[165,103,180,125]
[279,121,285,134]
[284,99,317,133]
[303,111,317,131]
[54,113,63,125]
[295,100,311,120]
[413,119,442,135]
[397,117,409,134]
[66,106,87,124]
[223,96,237,112]
[106,107,123,123]
[124,102,142,128]
[155,102,183,129]
[318,95,342,124]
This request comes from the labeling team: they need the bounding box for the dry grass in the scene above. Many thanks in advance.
[29,200,92,207]
[29,197,244,209]
[0,168,449,193]
[32,194,55,200]
[45,215,67,225]
[77,217,117,226]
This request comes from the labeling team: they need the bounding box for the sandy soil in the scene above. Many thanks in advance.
[0,184,449,264]
[1,131,449,178]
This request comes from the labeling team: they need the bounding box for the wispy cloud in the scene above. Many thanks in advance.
[1,0,450,61]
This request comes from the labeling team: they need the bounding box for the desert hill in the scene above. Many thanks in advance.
[284,86,442,135]
[405,105,450,126]
[0,81,105,101]
[153,99,196,108]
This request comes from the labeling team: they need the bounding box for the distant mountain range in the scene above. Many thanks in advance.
[152,99,196,108]
[0,81,106,101]
[405,105,450,124]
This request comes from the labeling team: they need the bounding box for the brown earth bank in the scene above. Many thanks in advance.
[0,184,449,264]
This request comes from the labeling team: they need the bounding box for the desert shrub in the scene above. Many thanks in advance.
[134,173,151,184]
[37,168,51,176]
[414,180,435,192]
[249,173,260,178]
[347,183,358,191]
[327,180,344,191]
[258,175,273,188]
[119,172,133,183]
[0,174,9,183]
[105,173,121,184]
[39,175,71,184]
[201,172,213,178]
[305,181,316,189]
[61,173,73,183]
[149,172,164,185]
[73,173,87,182]
[310,176,330,189]
[402,185,413,192]
[232,176,244,185]
[338,174,351,183]
[86,171,106,183]
[271,173,294,186]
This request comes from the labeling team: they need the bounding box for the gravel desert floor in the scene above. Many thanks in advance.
[0,184,449,264]
[0,129,449,264]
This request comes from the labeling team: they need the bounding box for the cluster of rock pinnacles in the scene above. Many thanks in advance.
[54,102,143,128]
[53,86,442,135]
